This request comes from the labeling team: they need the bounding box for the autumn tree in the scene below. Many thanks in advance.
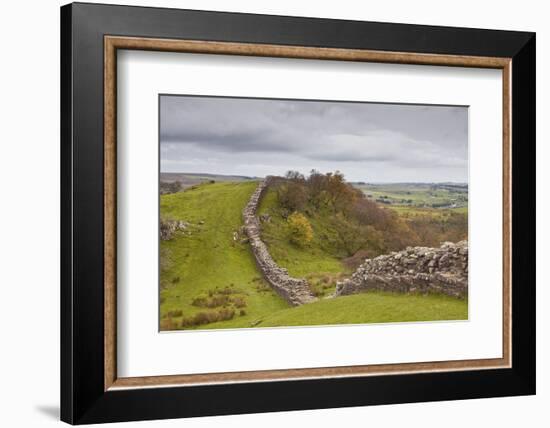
[306,169,327,208]
[287,212,313,246]
[285,170,305,181]
[278,172,308,212]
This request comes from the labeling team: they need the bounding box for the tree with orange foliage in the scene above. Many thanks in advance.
[287,212,313,246]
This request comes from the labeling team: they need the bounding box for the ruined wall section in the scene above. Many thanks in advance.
[335,241,468,299]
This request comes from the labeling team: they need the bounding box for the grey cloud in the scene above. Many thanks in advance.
[160,95,468,182]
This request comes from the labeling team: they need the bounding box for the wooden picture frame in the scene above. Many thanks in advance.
[61,2,535,424]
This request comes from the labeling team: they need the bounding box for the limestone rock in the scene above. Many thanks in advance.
[160,219,189,241]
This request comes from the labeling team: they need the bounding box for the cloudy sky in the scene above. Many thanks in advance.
[160,95,468,183]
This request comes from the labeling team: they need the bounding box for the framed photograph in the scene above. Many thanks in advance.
[61,2,535,424]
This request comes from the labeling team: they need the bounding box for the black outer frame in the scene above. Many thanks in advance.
[60,2,535,424]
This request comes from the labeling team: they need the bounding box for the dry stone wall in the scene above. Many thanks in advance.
[243,178,317,306]
[335,241,468,299]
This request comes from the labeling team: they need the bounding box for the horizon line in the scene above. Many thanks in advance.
[160,171,468,185]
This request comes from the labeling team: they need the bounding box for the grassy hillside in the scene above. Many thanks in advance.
[160,181,289,330]
[258,292,467,327]
[160,178,468,331]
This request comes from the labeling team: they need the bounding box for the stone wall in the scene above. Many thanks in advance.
[243,178,317,306]
[335,241,468,299]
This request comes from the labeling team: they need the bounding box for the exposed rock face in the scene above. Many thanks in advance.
[243,178,317,306]
[335,241,468,299]
[160,219,189,241]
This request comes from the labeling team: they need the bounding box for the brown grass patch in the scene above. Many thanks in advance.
[180,308,236,327]
[165,309,183,318]
[160,317,176,330]
[192,287,248,310]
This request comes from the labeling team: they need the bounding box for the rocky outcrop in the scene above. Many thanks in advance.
[243,178,317,306]
[160,219,189,241]
[335,241,468,299]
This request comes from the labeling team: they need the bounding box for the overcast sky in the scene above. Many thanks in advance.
[160,95,468,183]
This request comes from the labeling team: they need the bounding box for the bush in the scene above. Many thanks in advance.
[165,309,183,318]
[217,286,238,295]
[181,308,236,327]
[218,308,235,320]
[191,294,209,307]
[329,214,372,257]
[278,181,308,212]
[232,296,247,308]
[287,212,313,246]
[160,317,176,330]
[192,288,248,310]
[159,180,183,195]
[192,294,230,308]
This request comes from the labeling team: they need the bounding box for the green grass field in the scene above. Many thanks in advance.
[160,180,468,331]
[160,181,289,330]
[387,205,468,218]
[259,292,467,327]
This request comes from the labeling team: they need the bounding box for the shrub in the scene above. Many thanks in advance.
[192,288,248,310]
[278,181,308,212]
[217,308,235,320]
[180,308,236,328]
[239,309,246,316]
[159,180,183,195]
[231,296,247,308]
[212,295,231,307]
[287,212,313,246]
[166,309,183,318]
[192,294,230,308]
[217,286,238,295]
[160,317,176,330]
[329,214,372,256]
[191,294,209,307]
[194,312,214,325]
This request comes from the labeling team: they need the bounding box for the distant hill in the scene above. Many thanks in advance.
[161,172,260,185]
[160,172,262,194]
